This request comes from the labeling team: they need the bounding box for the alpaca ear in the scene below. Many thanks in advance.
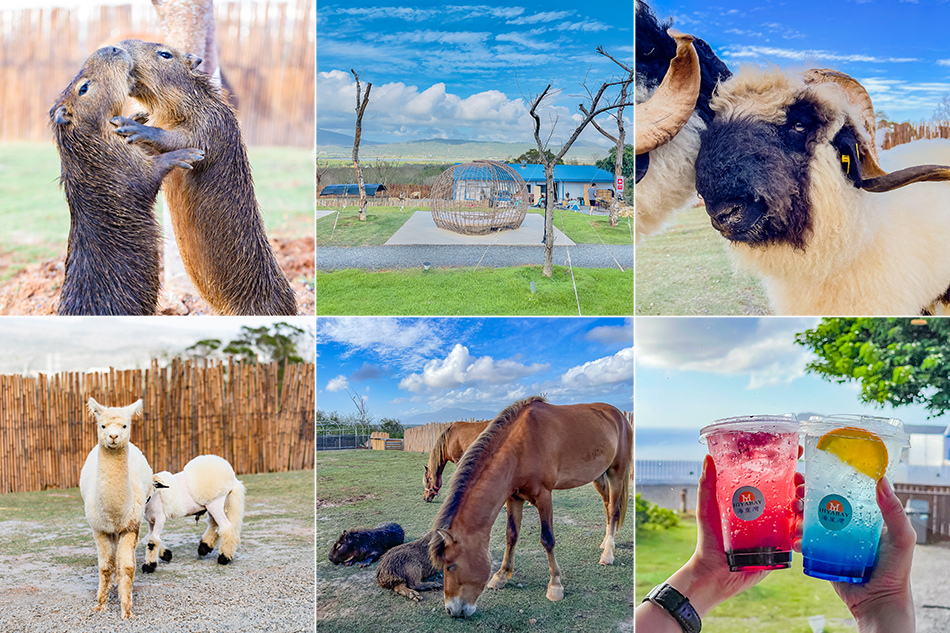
[153,475,170,489]
[87,397,103,419]
[126,399,143,418]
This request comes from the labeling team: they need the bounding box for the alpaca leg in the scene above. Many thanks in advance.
[142,513,167,573]
[116,529,139,619]
[535,491,564,601]
[488,497,523,590]
[204,495,237,564]
[92,531,116,612]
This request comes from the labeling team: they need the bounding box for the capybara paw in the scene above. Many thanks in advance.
[407,590,422,602]
[160,549,173,562]
[217,554,232,565]
[198,542,212,557]
[141,562,156,573]
[165,148,204,170]
[130,111,149,124]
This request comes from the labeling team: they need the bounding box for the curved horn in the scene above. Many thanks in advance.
[635,29,702,155]
[804,68,950,191]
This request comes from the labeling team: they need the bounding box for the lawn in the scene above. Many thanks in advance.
[0,142,314,278]
[316,205,634,246]
[635,204,770,315]
[316,265,633,315]
[636,520,856,632]
[317,449,633,633]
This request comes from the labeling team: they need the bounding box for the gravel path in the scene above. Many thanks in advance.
[912,542,950,633]
[316,244,633,271]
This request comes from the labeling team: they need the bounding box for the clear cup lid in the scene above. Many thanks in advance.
[801,414,909,446]
[699,414,800,443]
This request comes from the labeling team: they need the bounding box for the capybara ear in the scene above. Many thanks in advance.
[184,53,203,70]
[54,105,71,125]
[87,397,103,419]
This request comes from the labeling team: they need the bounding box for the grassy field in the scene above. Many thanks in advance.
[317,450,633,633]
[316,206,633,247]
[635,205,770,315]
[636,520,855,632]
[315,265,633,315]
[0,142,314,278]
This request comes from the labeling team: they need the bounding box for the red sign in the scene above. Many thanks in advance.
[616,176,624,192]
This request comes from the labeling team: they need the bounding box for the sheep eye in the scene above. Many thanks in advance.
[78,82,89,96]
[158,51,172,59]
[792,122,807,133]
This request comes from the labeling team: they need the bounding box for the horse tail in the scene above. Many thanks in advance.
[225,479,246,540]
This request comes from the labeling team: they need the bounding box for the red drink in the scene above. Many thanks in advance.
[700,415,800,571]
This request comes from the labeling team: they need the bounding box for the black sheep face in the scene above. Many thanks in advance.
[695,99,830,250]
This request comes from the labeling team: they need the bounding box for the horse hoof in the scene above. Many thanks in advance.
[546,585,564,601]
[487,574,508,590]
[198,542,212,557]
[599,553,615,565]
[217,554,232,565]
[160,549,173,562]
[141,562,156,573]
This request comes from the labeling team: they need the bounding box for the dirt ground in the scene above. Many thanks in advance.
[0,237,314,316]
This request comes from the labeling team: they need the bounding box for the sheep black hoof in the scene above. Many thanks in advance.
[198,542,212,557]
[142,562,156,573]
[217,554,232,565]
[160,549,173,562]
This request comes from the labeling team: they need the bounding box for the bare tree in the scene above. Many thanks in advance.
[351,69,372,221]
[528,79,633,277]
[581,46,633,227]
[316,158,331,196]
[933,94,950,124]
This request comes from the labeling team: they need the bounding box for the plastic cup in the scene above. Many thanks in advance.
[801,415,908,584]
[700,415,800,571]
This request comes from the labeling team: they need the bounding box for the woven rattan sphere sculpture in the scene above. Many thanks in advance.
[429,161,528,235]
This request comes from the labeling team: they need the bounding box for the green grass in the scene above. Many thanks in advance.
[0,142,313,278]
[317,450,632,633]
[316,265,633,315]
[635,205,770,315]
[316,206,634,246]
[636,520,856,632]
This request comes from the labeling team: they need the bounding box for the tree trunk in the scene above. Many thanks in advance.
[543,163,556,277]
[355,161,367,221]
[351,70,371,222]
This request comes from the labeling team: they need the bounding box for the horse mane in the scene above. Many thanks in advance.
[430,425,451,468]
[432,396,546,534]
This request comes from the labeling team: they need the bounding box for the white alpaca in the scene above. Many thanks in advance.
[142,454,246,572]
[78,397,152,619]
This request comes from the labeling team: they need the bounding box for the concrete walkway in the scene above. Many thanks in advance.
[385,211,574,246]
[912,541,950,633]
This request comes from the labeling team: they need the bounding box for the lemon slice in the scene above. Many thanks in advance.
[816,426,888,480]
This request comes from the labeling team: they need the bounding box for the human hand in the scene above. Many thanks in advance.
[832,477,916,633]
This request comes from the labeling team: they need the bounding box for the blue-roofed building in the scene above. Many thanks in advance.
[507,164,616,207]
[318,183,388,197]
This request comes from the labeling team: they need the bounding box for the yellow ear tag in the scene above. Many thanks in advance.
[842,154,851,174]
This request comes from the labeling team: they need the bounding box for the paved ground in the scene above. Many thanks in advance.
[316,243,632,271]
[912,541,950,633]
[385,211,575,245]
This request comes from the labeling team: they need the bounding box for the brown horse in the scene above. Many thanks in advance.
[428,396,632,618]
[423,420,490,502]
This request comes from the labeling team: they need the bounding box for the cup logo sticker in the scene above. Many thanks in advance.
[818,494,852,531]
[732,485,765,521]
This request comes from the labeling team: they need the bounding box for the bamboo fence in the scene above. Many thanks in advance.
[881,122,950,150]
[0,358,315,494]
[0,0,314,147]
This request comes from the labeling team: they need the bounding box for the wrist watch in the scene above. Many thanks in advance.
[643,583,702,633]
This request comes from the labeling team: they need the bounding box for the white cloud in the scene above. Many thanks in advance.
[556,19,612,33]
[561,347,634,388]
[585,319,633,345]
[938,59,950,67]
[327,375,349,392]
[507,10,574,25]
[317,317,444,369]
[399,344,548,392]
[721,45,917,64]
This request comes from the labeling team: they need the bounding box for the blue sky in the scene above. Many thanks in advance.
[316,317,633,422]
[316,1,633,144]
[637,318,942,460]
[650,0,950,122]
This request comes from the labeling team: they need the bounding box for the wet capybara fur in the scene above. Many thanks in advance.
[328,521,404,567]
[111,39,296,316]
[50,46,203,315]
[376,531,443,602]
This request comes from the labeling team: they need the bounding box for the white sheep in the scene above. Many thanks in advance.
[78,397,152,619]
[142,454,246,572]
[694,67,950,315]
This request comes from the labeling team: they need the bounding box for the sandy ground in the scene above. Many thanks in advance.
[0,236,314,316]
[0,492,314,633]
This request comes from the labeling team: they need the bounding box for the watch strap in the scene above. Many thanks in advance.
[643,582,702,633]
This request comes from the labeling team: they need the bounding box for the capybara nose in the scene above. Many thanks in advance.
[194,56,203,68]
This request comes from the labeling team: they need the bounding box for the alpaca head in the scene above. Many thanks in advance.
[89,397,143,450]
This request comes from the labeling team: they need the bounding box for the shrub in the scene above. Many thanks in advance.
[635,494,679,530]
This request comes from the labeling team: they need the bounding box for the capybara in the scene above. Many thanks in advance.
[50,46,203,315]
[328,521,404,567]
[376,531,443,602]
[110,39,296,316]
